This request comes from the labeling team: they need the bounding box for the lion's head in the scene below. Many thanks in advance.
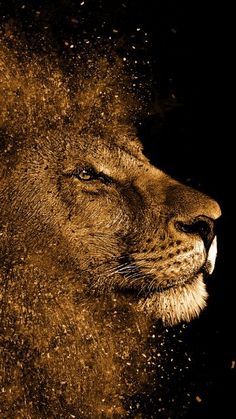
[0,36,221,417]
[0,38,220,327]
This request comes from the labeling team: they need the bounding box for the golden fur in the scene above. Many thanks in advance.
[0,35,220,417]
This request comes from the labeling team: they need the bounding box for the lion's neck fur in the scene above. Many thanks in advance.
[0,255,164,417]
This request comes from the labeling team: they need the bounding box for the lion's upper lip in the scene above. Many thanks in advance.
[157,237,217,293]
[154,264,211,293]
[160,254,216,292]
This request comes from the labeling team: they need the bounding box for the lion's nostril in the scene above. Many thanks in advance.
[175,216,215,249]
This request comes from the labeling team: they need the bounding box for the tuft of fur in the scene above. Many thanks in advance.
[0,30,141,152]
[138,274,208,326]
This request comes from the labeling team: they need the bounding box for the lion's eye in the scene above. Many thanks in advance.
[72,167,112,184]
[76,169,95,181]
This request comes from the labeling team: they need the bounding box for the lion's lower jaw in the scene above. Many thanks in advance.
[137,274,208,326]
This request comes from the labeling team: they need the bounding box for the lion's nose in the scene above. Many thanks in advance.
[175,216,215,250]
[165,182,221,249]
[165,184,221,220]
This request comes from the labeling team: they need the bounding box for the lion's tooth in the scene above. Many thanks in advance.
[206,236,217,274]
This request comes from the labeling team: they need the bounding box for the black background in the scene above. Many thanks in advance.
[0,1,234,418]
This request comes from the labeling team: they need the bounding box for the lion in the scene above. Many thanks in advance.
[0,35,221,418]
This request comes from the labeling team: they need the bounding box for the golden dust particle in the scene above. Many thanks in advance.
[195,395,202,403]
[231,360,235,369]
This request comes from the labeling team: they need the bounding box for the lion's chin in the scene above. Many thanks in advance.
[137,273,208,326]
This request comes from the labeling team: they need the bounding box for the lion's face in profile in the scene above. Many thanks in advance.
[4,131,220,326]
[0,36,221,417]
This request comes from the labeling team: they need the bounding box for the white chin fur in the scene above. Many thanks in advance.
[137,274,208,326]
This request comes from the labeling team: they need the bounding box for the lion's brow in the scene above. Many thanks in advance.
[94,144,146,167]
